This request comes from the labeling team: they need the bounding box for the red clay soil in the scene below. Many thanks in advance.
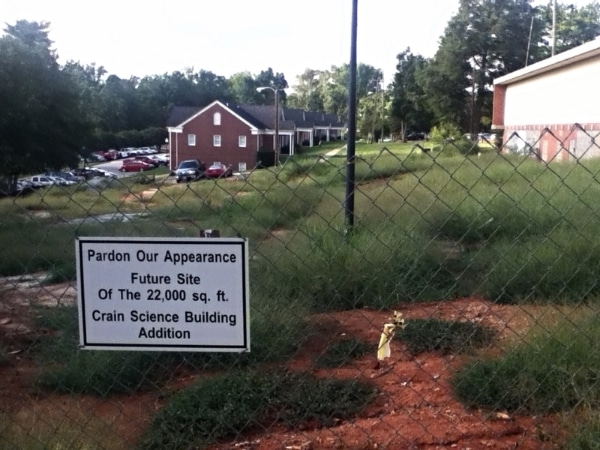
[0,281,565,449]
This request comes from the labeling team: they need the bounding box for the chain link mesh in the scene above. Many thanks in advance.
[2,128,600,449]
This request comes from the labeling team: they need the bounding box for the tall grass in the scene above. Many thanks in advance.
[252,226,459,311]
[452,311,600,413]
[34,289,312,394]
[6,151,600,446]
[0,410,131,450]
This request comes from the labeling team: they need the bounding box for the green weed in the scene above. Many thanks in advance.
[315,338,373,368]
[399,318,496,355]
[452,312,600,413]
[137,370,376,450]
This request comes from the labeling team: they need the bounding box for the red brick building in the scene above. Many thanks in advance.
[492,38,600,162]
[166,101,345,172]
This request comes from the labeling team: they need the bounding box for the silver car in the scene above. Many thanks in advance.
[175,159,206,183]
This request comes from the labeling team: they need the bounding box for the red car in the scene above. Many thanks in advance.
[119,159,153,172]
[205,162,233,178]
[134,156,158,168]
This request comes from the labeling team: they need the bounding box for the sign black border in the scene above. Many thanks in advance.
[76,237,249,352]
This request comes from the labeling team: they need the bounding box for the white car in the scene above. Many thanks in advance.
[150,154,169,165]
[30,175,55,188]
[49,176,76,186]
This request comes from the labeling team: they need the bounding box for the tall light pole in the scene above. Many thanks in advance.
[257,86,280,166]
[345,0,358,233]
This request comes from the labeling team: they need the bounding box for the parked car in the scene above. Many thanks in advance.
[175,159,206,183]
[30,175,56,188]
[89,152,106,162]
[0,178,34,197]
[46,171,83,183]
[89,167,118,178]
[49,176,76,186]
[133,156,158,168]
[205,162,233,178]
[406,132,427,141]
[149,154,169,166]
[119,159,153,172]
[137,146,157,154]
[72,168,103,179]
[103,149,119,160]
[72,167,118,179]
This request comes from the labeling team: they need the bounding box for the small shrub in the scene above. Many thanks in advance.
[452,314,600,413]
[315,338,373,368]
[33,298,315,394]
[39,351,170,395]
[137,370,376,450]
[428,123,463,143]
[46,261,76,283]
[398,318,496,355]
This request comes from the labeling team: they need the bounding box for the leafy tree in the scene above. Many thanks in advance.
[314,63,383,119]
[421,0,541,133]
[228,72,262,104]
[188,69,231,105]
[389,49,433,140]
[287,69,324,111]
[255,67,289,104]
[419,38,471,130]
[357,71,386,142]
[4,19,55,63]
[96,75,138,132]
[539,1,600,57]
[0,21,91,184]
[62,62,108,153]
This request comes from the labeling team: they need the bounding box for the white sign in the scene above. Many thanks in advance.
[76,237,250,352]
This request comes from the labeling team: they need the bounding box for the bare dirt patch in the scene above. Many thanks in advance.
[1,279,562,449]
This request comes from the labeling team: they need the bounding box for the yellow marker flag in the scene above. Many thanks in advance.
[376,311,406,362]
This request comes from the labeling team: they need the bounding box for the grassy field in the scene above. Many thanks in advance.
[2,140,600,447]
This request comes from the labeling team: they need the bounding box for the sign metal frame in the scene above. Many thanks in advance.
[76,236,250,352]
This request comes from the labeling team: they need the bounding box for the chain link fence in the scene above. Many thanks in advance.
[2,126,600,449]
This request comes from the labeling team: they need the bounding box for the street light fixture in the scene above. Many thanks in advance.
[257,86,280,166]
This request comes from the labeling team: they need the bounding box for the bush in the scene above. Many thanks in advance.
[256,149,275,168]
[137,370,376,450]
[452,314,600,413]
[429,123,479,156]
[428,122,463,144]
[315,338,373,368]
[399,318,496,355]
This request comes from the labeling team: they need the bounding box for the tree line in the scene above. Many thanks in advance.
[1,0,599,182]
[389,0,600,139]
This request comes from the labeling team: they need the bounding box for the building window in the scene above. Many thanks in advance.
[238,162,247,172]
[213,112,221,126]
[188,134,196,146]
[213,135,221,147]
[238,135,247,147]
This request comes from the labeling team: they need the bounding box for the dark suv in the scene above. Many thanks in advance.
[175,159,206,183]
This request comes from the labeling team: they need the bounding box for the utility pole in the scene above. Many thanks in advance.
[552,0,557,56]
[345,0,358,233]
[380,78,385,142]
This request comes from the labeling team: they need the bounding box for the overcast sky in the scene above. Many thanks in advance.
[0,0,592,86]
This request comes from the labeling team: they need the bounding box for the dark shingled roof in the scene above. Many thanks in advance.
[233,104,272,129]
[167,102,345,130]
[166,106,202,127]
